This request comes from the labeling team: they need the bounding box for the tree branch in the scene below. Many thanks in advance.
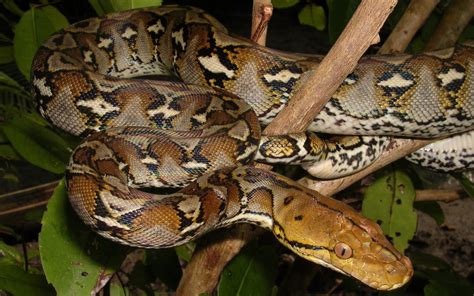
[263,0,397,135]
[425,0,474,51]
[378,0,439,54]
[251,0,273,45]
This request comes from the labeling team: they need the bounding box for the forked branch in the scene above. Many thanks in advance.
[176,0,398,294]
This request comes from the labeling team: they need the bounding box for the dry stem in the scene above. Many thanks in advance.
[415,189,461,202]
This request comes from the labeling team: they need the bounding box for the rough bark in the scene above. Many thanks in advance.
[379,0,439,54]
[425,0,474,51]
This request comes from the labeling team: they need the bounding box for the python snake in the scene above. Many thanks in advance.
[32,5,474,290]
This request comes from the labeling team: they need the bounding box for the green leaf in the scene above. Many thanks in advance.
[408,251,450,271]
[326,0,360,44]
[0,241,23,266]
[0,46,13,64]
[13,5,69,78]
[423,281,450,296]
[272,0,300,9]
[174,243,195,262]
[414,201,445,225]
[218,242,278,296]
[1,0,25,17]
[1,116,72,174]
[89,0,110,15]
[298,4,326,31]
[362,170,417,253]
[451,172,474,198]
[109,282,129,296]
[105,0,163,12]
[39,180,130,295]
[0,144,21,160]
[0,71,32,112]
[0,261,53,295]
[409,251,474,295]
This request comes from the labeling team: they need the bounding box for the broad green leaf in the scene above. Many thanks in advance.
[1,116,71,173]
[421,270,474,296]
[174,243,195,262]
[0,46,13,64]
[362,170,417,252]
[298,4,326,31]
[423,282,450,296]
[89,0,111,15]
[218,242,278,296]
[39,180,130,295]
[0,144,21,160]
[145,249,182,290]
[0,261,53,295]
[408,251,450,270]
[272,0,300,9]
[451,172,474,198]
[0,72,31,110]
[109,282,129,296]
[99,0,163,12]
[0,241,23,266]
[414,201,445,225]
[13,5,69,78]
[1,0,24,17]
[410,251,474,295]
[0,71,22,88]
[326,0,360,44]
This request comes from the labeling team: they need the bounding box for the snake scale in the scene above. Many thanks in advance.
[31,5,474,290]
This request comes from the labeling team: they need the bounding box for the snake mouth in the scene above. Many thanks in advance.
[365,255,414,291]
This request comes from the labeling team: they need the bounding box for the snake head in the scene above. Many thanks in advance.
[273,188,413,290]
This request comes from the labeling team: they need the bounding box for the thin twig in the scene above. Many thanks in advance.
[415,189,461,202]
[0,180,60,218]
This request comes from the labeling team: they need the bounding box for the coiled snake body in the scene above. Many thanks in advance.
[32,5,474,290]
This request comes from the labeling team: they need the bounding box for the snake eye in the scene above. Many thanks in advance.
[334,242,353,259]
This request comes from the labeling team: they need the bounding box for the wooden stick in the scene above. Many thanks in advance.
[415,189,461,202]
[263,0,397,136]
[425,0,474,51]
[0,180,60,218]
[379,0,439,54]
[251,0,273,45]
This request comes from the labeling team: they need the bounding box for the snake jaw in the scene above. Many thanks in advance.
[273,188,414,291]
